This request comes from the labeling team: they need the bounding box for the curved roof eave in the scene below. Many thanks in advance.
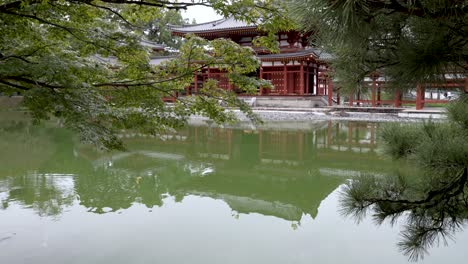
[258,49,321,62]
[169,17,259,36]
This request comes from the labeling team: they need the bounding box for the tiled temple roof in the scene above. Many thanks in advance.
[170,17,258,36]
[140,40,165,51]
[259,48,333,62]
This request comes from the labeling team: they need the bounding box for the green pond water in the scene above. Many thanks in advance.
[0,112,467,264]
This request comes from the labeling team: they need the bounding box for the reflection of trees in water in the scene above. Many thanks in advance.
[0,173,75,217]
[0,116,78,217]
[1,116,398,224]
[75,162,190,213]
[0,120,55,177]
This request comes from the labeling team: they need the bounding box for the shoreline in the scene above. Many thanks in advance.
[189,108,447,125]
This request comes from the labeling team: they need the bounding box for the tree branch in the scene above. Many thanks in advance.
[369,167,468,208]
[2,76,64,89]
[99,0,211,10]
[0,80,30,91]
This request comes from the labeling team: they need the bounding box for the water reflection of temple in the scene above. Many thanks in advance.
[77,121,392,221]
[0,120,399,222]
[154,121,384,172]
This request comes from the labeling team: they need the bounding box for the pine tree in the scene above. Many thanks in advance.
[290,0,468,260]
[291,0,467,91]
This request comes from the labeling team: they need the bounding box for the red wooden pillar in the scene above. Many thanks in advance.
[315,69,319,95]
[259,67,263,95]
[416,84,425,110]
[299,61,304,95]
[349,91,354,106]
[377,85,381,106]
[394,89,402,107]
[371,77,377,107]
[283,62,287,95]
[305,62,310,94]
[315,66,319,95]
[324,74,328,96]
[327,77,333,106]
[194,74,198,94]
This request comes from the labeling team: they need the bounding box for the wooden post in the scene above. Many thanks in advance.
[259,67,263,95]
[371,76,377,107]
[395,89,402,107]
[349,91,354,106]
[299,61,304,95]
[283,62,287,95]
[306,62,310,94]
[315,66,319,95]
[377,85,381,106]
[194,74,198,94]
[327,77,333,106]
[416,84,424,110]
[323,73,327,96]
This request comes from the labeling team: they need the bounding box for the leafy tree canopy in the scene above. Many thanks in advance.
[144,9,186,50]
[0,0,293,149]
[291,0,467,91]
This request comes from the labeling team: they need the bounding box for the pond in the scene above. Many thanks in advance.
[0,112,467,264]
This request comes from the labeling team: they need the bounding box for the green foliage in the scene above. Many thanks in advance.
[340,97,468,261]
[144,9,185,49]
[290,0,467,92]
[380,123,421,159]
[0,0,291,150]
[381,97,468,172]
[447,94,468,130]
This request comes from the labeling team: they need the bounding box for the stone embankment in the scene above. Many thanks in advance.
[190,106,447,125]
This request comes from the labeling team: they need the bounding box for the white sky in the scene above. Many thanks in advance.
[182,5,223,23]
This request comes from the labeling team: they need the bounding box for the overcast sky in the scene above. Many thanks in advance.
[182,5,222,23]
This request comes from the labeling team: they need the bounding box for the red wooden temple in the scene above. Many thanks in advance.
[170,17,467,109]
[170,17,333,99]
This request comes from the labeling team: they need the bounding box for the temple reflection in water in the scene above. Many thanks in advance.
[0,118,399,223]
